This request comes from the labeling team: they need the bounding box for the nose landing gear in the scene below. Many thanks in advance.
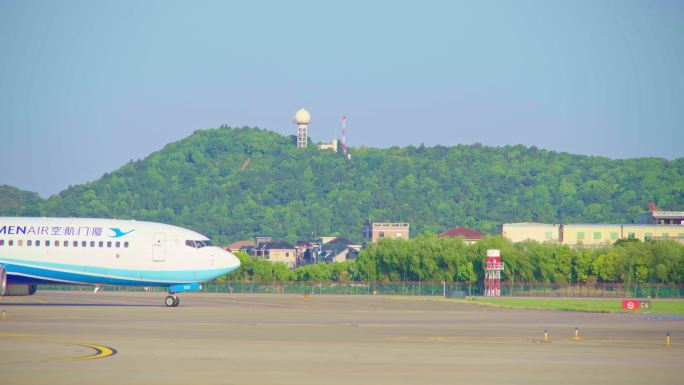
[164,295,180,307]
[164,283,200,307]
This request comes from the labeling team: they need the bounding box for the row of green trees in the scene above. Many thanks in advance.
[223,236,684,285]
[222,252,354,283]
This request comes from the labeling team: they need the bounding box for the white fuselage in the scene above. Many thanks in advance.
[0,217,240,287]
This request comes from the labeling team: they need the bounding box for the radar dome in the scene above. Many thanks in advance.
[295,108,311,124]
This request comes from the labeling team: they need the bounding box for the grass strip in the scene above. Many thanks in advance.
[464,297,684,314]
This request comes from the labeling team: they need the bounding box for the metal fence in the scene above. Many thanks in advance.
[203,282,482,296]
[499,283,684,299]
[38,282,684,298]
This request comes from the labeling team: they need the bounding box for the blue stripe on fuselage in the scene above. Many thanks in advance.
[0,258,238,287]
[6,274,81,285]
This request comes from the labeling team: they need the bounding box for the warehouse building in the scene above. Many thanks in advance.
[502,222,684,247]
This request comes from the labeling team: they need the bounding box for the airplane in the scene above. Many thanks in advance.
[0,217,241,306]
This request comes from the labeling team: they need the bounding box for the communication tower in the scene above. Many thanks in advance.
[295,108,311,148]
[341,115,347,155]
[484,249,504,297]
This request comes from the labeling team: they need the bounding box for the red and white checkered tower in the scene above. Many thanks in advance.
[484,249,504,297]
[341,115,347,155]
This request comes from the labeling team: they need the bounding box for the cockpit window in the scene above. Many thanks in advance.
[185,239,214,248]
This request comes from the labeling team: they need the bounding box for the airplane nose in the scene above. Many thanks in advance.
[224,250,241,270]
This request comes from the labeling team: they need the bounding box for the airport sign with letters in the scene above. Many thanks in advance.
[622,300,639,310]
[621,300,651,311]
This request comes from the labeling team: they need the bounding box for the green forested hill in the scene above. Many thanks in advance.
[0,185,42,211]
[2,127,683,244]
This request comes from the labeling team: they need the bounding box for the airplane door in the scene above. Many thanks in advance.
[152,233,166,262]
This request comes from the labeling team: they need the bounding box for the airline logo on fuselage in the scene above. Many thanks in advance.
[109,228,135,238]
[0,225,135,238]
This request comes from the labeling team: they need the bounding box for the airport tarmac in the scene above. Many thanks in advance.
[1,291,683,385]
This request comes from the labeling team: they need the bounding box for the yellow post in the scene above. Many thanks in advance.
[572,327,581,341]
[544,329,550,343]
[666,332,671,348]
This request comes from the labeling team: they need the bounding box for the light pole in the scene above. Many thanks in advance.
[510,265,514,297]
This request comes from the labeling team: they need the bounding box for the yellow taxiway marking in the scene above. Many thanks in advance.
[59,343,117,361]
[0,333,116,361]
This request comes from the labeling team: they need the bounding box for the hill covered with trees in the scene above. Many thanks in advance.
[0,185,42,212]
[2,127,683,244]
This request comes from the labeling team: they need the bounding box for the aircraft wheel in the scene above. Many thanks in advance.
[165,295,176,307]
[173,296,180,307]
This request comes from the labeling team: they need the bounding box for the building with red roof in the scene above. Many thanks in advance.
[224,240,256,254]
[438,226,485,244]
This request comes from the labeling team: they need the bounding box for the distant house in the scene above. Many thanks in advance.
[318,237,361,263]
[363,220,410,244]
[224,240,255,254]
[295,240,321,267]
[439,226,485,244]
[252,240,297,269]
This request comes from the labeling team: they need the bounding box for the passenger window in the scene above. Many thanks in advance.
[107,241,112,248]
[82,241,87,247]
[36,240,41,246]
[115,241,120,248]
[99,241,104,247]
[73,241,78,247]
[64,240,68,247]
[124,242,129,248]
[55,240,60,247]
[46,240,51,246]
[0,239,4,246]
[27,240,33,246]
[18,240,23,246]
[90,241,95,247]
[9,240,14,246]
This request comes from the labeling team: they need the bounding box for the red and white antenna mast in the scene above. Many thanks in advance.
[341,115,347,155]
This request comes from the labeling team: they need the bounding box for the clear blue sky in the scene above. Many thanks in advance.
[1,0,683,197]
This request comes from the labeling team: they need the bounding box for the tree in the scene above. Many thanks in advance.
[3,127,682,249]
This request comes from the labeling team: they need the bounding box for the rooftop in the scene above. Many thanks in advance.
[439,226,485,239]
[325,237,358,246]
[265,240,295,249]
[225,240,255,250]
[651,210,684,218]
[503,223,558,227]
